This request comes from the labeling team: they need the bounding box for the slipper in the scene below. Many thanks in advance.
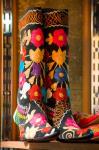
[73,112,99,128]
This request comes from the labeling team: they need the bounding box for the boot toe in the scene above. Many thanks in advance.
[58,128,93,142]
[21,126,59,142]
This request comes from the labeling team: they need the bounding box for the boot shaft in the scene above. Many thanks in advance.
[43,9,71,127]
[14,8,46,126]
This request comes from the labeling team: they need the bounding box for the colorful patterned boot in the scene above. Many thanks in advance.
[43,9,93,141]
[13,8,58,141]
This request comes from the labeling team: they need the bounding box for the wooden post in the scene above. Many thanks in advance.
[0,0,3,139]
[11,0,18,140]
[82,0,91,113]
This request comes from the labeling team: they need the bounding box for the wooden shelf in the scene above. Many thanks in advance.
[0,141,99,150]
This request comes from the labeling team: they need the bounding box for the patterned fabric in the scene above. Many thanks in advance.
[43,9,93,141]
[19,8,43,31]
[73,112,99,128]
[58,110,93,141]
[44,9,70,127]
[87,124,99,140]
[44,10,68,28]
[13,8,58,141]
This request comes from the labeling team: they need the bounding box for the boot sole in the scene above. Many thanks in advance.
[57,132,93,143]
[20,131,59,142]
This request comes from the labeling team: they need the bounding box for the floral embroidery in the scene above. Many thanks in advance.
[53,29,67,47]
[20,82,31,99]
[30,113,47,126]
[44,128,56,137]
[24,67,31,78]
[19,61,25,72]
[49,70,54,79]
[17,105,29,115]
[28,85,42,101]
[21,47,26,61]
[51,83,57,91]
[25,126,39,139]
[53,87,67,101]
[46,29,67,47]
[46,33,53,45]
[28,76,35,84]
[24,61,32,69]
[14,13,59,141]
[25,109,36,124]
[29,48,44,63]
[76,128,92,137]
[31,63,41,76]
[31,28,44,47]
[41,127,51,133]
[47,62,55,71]
[65,118,79,128]
[19,72,26,88]
[20,126,25,139]
[22,29,31,46]
[54,67,67,82]
[52,48,66,66]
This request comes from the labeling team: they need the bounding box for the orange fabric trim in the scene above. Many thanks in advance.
[19,11,42,30]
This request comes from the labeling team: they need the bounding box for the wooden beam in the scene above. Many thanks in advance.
[82,0,91,113]
[1,141,99,150]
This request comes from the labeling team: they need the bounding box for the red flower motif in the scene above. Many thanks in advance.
[53,29,67,47]
[28,85,42,101]
[21,48,26,61]
[41,127,51,133]
[53,87,67,101]
[30,28,44,47]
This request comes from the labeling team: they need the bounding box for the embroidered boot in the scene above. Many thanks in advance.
[43,9,93,141]
[13,8,58,141]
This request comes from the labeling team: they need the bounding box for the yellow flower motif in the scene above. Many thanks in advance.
[49,70,54,79]
[58,35,64,41]
[47,62,55,71]
[46,33,53,45]
[51,83,57,91]
[29,48,44,63]
[36,35,41,41]
[52,48,66,66]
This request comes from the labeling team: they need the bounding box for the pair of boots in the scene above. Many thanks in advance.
[13,8,93,142]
